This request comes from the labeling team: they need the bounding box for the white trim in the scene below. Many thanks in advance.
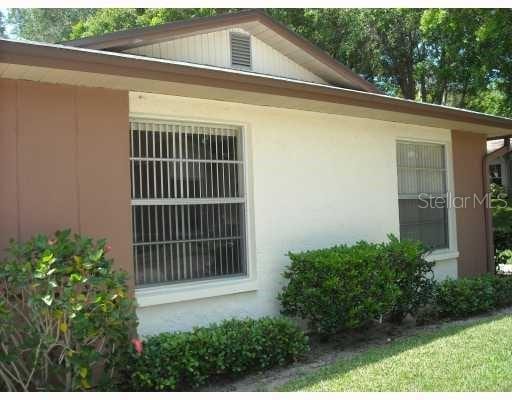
[130,110,257,306]
[425,250,459,263]
[444,139,459,256]
[131,198,245,206]
[136,275,258,307]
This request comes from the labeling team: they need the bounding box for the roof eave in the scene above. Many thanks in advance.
[1,38,512,135]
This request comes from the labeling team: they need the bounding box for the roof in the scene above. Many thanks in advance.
[1,37,512,137]
[488,139,506,154]
[61,9,380,93]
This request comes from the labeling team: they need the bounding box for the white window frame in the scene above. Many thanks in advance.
[396,137,459,261]
[131,113,257,307]
[489,162,504,186]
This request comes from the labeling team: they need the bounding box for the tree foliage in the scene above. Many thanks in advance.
[69,8,227,40]
[0,11,6,38]
[5,8,512,116]
[7,9,96,43]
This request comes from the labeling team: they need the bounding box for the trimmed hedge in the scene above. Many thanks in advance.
[434,274,512,318]
[279,235,434,335]
[492,274,512,308]
[384,236,436,322]
[125,317,309,391]
[279,240,400,335]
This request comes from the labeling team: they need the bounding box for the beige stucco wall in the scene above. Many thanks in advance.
[131,92,459,335]
[0,78,133,288]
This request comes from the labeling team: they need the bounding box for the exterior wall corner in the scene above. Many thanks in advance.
[451,129,488,277]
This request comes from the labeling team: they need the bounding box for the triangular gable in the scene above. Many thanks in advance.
[63,9,380,93]
[126,27,328,84]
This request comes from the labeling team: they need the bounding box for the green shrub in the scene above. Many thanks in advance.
[383,236,435,323]
[435,277,490,318]
[0,230,137,391]
[125,317,309,391]
[490,274,512,309]
[279,235,434,334]
[491,183,512,253]
[434,274,512,319]
[278,239,401,335]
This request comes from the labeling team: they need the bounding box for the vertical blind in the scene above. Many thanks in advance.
[397,141,449,249]
[130,119,247,286]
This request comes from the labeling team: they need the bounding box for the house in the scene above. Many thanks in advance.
[487,138,512,195]
[1,9,512,336]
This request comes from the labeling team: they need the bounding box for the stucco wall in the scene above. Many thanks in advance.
[131,92,459,335]
[0,78,133,287]
[3,79,481,337]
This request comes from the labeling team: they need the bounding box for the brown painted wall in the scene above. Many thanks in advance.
[0,78,133,288]
[452,130,488,277]
[0,79,18,256]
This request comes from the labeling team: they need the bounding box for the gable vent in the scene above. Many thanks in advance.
[230,32,252,69]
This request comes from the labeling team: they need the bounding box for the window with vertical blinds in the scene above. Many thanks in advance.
[397,141,449,250]
[130,119,247,287]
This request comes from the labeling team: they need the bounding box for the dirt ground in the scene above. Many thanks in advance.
[204,306,512,392]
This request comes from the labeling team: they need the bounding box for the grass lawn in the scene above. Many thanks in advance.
[280,314,512,391]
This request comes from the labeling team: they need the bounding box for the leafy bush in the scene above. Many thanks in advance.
[278,239,401,335]
[0,230,137,391]
[434,276,495,318]
[491,183,512,253]
[433,274,512,318]
[125,317,308,391]
[383,236,435,323]
[491,274,512,308]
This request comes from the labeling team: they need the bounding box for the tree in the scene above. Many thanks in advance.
[7,9,96,42]
[420,8,512,116]
[474,9,512,117]
[361,9,425,100]
[268,9,425,99]
[267,9,383,89]
[420,9,484,106]
[0,10,6,38]
[69,8,237,40]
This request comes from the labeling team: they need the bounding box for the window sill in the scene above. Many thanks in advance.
[425,250,459,263]
[135,276,258,307]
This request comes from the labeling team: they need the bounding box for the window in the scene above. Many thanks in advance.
[490,164,503,186]
[397,141,449,250]
[230,32,251,70]
[130,119,247,287]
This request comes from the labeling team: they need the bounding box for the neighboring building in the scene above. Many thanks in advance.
[488,138,511,194]
[1,10,512,335]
